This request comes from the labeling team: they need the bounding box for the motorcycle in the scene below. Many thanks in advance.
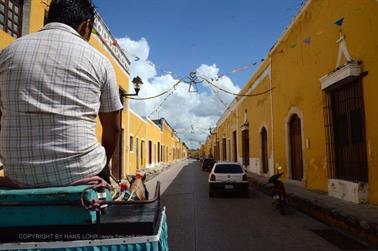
[267,170,288,215]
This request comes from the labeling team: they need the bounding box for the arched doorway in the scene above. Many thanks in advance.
[289,114,303,180]
[260,127,269,174]
[241,129,249,167]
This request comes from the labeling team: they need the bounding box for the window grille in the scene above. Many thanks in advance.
[323,77,368,182]
[0,0,23,38]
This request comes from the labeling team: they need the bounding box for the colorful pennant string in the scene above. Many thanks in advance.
[95,14,354,88]
[334,17,344,26]
[303,37,311,45]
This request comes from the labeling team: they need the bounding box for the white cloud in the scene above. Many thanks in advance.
[118,36,240,149]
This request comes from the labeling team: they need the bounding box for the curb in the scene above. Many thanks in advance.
[248,176,378,247]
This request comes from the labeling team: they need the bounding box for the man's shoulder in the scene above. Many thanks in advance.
[72,37,112,70]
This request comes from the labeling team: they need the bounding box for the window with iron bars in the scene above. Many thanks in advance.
[0,0,23,38]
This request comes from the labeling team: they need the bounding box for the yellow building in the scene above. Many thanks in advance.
[151,118,188,165]
[128,109,147,174]
[0,0,187,179]
[203,0,378,205]
[127,114,188,175]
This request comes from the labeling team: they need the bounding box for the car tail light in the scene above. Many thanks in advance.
[242,174,248,181]
[210,174,216,181]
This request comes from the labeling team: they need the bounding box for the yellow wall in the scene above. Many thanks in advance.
[128,110,147,174]
[146,119,162,166]
[89,36,129,92]
[90,35,130,178]
[0,0,50,50]
[28,0,50,33]
[127,114,187,175]
[161,122,172,163]
[0,32,14,50]
[234,75,273,175]
[268,0,378,199]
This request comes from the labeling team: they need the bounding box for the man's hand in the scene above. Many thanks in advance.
[99,110,122,166]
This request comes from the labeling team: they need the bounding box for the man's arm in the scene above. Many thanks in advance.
[99,110,121,166]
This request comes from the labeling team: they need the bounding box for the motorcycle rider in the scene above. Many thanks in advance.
[268,166,288,206]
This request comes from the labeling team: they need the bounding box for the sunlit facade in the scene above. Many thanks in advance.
[202,0,378,205]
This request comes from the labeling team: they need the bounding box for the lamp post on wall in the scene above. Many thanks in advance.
[122,76,144,97]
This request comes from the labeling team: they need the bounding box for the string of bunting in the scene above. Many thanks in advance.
[207,82,238,120]
[175,126,209,134]
[125,73,275,102]
[93,3,365,90]
[107,35,266,79]
[94,9,364,105]
[146,88,176,119]
[208,84,229,109]
[273,12,363,56]
[200,76,275,97]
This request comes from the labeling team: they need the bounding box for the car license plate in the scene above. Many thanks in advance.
[225,184,234,189]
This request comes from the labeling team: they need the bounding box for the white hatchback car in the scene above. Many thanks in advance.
[208,162,249,197]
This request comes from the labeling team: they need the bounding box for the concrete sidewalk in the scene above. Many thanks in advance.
[142,160,183,183]
[247,172,378,247]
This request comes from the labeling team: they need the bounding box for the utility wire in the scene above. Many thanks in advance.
[208,84,238,120]
[200,76,275,97]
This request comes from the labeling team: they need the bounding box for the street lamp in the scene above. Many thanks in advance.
[123,76,143,97]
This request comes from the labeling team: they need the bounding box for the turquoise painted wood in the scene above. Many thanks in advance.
[0,185,111,227]
[0,209,169,251]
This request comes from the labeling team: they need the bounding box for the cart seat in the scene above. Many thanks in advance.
[0,185,111,227]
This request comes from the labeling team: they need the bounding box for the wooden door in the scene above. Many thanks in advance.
[215,141,220,161]
[222,138,227,160]
[242,130,249,166]
[289,114,303,180]
[141,141,145,167]
[261,127,269,174]
[136,138,139,169]
[233,131,237,162]
[148,141,152,164]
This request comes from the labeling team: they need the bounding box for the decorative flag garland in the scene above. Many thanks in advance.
[334,17,344,27]
[272,15,348,56]
[92,6,361,102]
[303,37,311,45]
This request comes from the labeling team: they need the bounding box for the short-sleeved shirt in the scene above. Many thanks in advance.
[0,22,123,187]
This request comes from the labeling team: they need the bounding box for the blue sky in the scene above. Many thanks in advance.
[93,0,304,87]
[92,0,305,148]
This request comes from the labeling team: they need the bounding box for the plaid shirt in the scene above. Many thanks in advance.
[0,23,123,187]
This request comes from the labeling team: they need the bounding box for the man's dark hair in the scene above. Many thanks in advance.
[47,0,95,30]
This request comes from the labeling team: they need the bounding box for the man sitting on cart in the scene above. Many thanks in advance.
[0,0,122,188]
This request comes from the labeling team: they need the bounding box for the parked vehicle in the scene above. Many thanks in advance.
[201,158,216,171]
[267,168,288,215]
[208,162,248,197]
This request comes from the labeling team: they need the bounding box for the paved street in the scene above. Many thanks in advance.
[146,160,372,251]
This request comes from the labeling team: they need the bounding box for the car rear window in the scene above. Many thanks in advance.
[214,164,243,173]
